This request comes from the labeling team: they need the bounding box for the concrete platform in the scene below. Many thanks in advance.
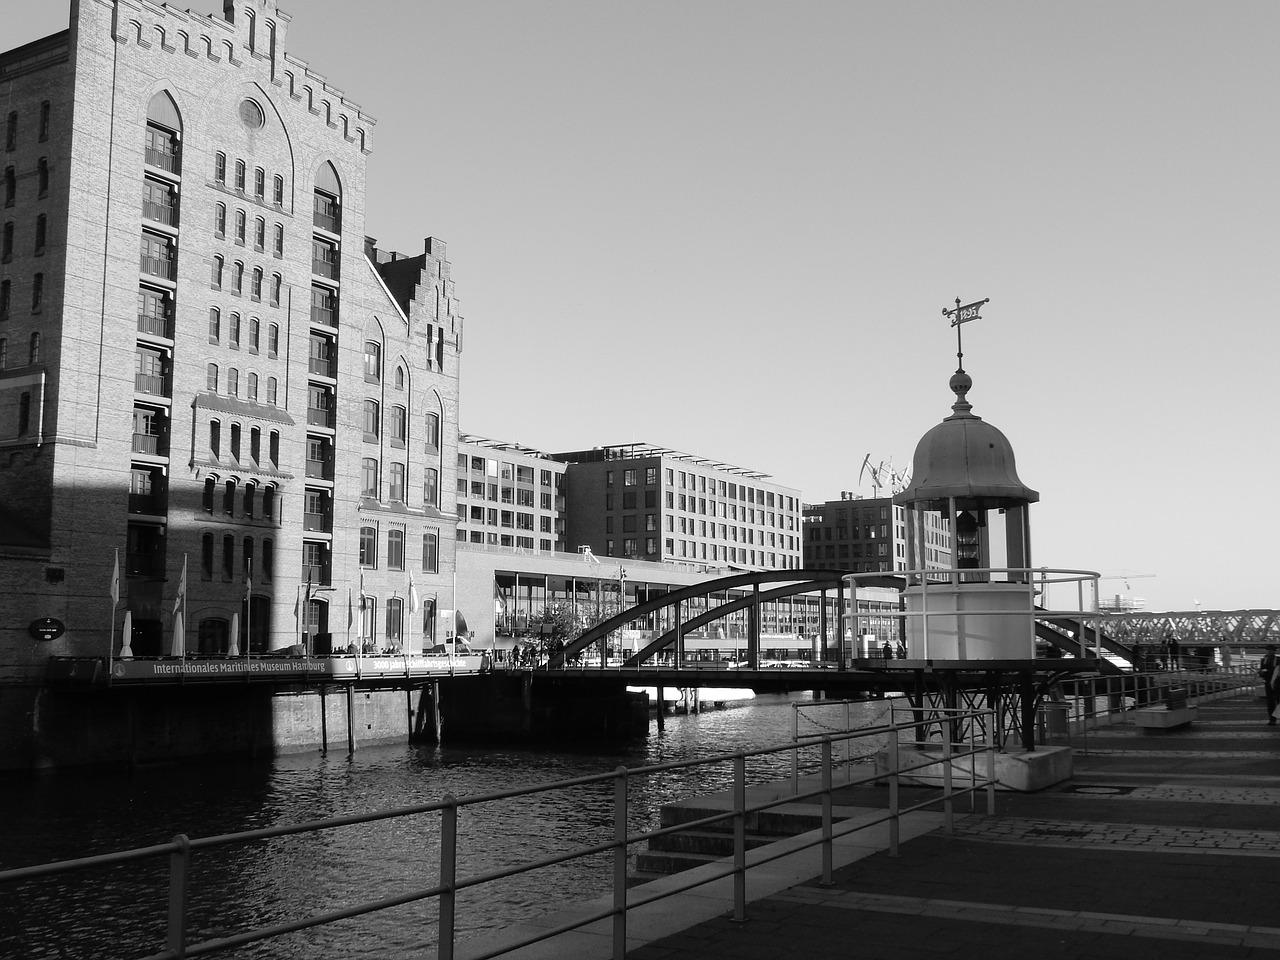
[1132,705,1198,729]
[875,743,1073,791]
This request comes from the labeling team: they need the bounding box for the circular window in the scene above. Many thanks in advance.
[238,99,265,130]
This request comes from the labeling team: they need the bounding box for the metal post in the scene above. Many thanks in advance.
[733,754,747,922]
[985,711,997,815]
[888,722,900,857]
[613,767,628,959]
[791,704,799,794]
[820,740,833,886]
[656,683,665,732]
[941,717,954,835]
[167,834,190,959]
[438,796,457,960]
[346,683,356,755]
[844,699,852,779]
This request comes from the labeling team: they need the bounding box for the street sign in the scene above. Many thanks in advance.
[29,617,65,641]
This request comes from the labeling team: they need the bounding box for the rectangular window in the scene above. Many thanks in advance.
[422,530,439,573]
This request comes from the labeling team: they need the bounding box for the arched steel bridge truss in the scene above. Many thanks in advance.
[546,569,1280,672]
[546,569,900,669]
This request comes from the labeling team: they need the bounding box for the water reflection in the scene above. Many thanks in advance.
[0,694,891,959]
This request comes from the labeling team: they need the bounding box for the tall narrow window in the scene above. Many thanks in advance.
[208,308,221,343]
[361,458,378,498]
[229,312,241,348]
[363,341,381,382]
[270,273,282,306]
[28,332,40,364]
[248,316,260,351]
[4,112,15,151]
[273,175,284,206]
[267,377,278,405]
[422,530,439,573]
[254,166,265,199]
[31,273,43,311]
[214,151,226,184]
[424,467,439,508]
[38,101,50,141]
[268,323,279,357]
[234,209,245,244]
[228,367,239,396]
[247,372,258,401]
[273,223,283,257]
[212,255,224,288]
[232,261,243,293]
[359,525,377,567]
[386,529,405,570]
[251,267,262,301]
[254,216,265,251]
[362,400,380,439]
[424,413,440,449]
[1,221,11,262]
[33,214,46,255]
[37,158,48,197]
[234,158,245,192]
[3,166,14,206]
[389,462,405,502]
[209,420,220,456]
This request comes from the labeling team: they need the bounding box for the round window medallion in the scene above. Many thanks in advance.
[238,99,265,130]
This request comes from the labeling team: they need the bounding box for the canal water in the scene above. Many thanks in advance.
[0,693,895,959]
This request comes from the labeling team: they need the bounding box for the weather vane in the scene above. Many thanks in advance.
[942,297,989,371]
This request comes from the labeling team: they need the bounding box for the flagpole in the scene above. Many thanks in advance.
[245,559,252,661]
[108,548,120,682]
[181,553,188,665]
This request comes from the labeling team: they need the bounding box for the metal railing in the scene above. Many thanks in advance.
[144,146,180,173]
[0,708,996,960]
[137,312,172,338]
[1035,664,1263,752]
[135,372,169,396]
[140,255,176,280]
[143,199,178,227]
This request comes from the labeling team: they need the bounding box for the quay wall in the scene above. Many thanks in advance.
[0,674,649,770]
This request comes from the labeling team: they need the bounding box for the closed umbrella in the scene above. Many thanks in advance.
[228,612,241,657]
[120,610,134,660]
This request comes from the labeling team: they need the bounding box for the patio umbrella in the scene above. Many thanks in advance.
[120,610,134,659]
[228,612,241,657]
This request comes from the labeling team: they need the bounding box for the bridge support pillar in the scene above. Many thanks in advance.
[656,684,665,731]
[346,684,356,755]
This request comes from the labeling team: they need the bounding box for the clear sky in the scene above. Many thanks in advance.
[13,1,1279,613]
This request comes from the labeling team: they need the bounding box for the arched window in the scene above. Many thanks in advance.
[234,158,246,192]
[243,481,256,517]
[424,412,440,449]
[254,216,265,250]
[3,166,14,206]
[214,202,226,237]
[424,467,439,507]
[34,213,46,254]
[386,529,405,570]
[273,175,284,206]
[313,161,341,232]
[270,273,282,306]
[212,254,224,288]
[266,376,278,405]
[362,399,379,439]
[253,167,265,199]
[247,371,258,401]
[249,426,261,462]
[28,332,39,363]
[206,362,218,391]
[209,419,221,456]
[363,341,381,381]
[37,158,48,197]
[229,312,241,347]
[232,261,243,293]
[223,479,236,514]
[251,266,262,301]
[229,422,241,460]
[361,457,378,497]
[214,151,226,184]
[222,534,235,578]
[394,366,405,390]
[268,323,279,357]
[234,209,245,244]
[262,484,276,521]
[209,307,220,342]
[248,316,260,351]
[201,534,215,578]
[390,405,407,445]
[273,223,283,257]
[227,367,239,397]
[262,537,274,579]
[385,597,404,647]
[388,462,405,502]
[202,477,215,512]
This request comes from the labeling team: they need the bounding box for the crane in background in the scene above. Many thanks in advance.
[1096,573,1157,614]
[859,454,911,499]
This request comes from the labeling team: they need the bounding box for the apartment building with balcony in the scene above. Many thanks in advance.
[0,1,463,695]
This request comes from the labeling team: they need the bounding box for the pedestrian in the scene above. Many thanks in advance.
[897,640,907,659]
[1169,635,1181,670]
[1261,644,1278,726]
[881,640,893,661]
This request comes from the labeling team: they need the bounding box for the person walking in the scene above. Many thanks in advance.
[1261,645,1278,726]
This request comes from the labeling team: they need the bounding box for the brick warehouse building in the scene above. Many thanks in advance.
[0,0,463,729]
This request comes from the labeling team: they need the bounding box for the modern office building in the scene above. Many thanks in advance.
[0,0,463,683]
[802,493,952,573]
[552,442,803,570]
[455,435,567,555]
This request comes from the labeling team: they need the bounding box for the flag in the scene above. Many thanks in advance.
[110,549,120,605]
[292,583,300,628]
[172,555,187,616]
[245,559,253,600]
[347,589,354,629]
[359,571,367,608]
[409,571,420,614]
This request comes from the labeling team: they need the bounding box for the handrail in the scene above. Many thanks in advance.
[1,708,997,960]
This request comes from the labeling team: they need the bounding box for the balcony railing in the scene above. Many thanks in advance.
[144,146,180,174]
[128,493,165,515]
[126,551,164,577]
[135,372,169,396]
[310,306,336,327]
[142,200,178,227]
[132,432,164,455]
[303,512,330,532]
[136,313,172,338]
[311,257,339,281]
[305,458,333,480]
[313,208,340,233]
[308,357,335,377]
[306,407,334,428]
[140,256,175,280]
[300,563,331,586]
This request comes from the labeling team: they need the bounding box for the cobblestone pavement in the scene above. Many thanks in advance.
[955,814,1280,854]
